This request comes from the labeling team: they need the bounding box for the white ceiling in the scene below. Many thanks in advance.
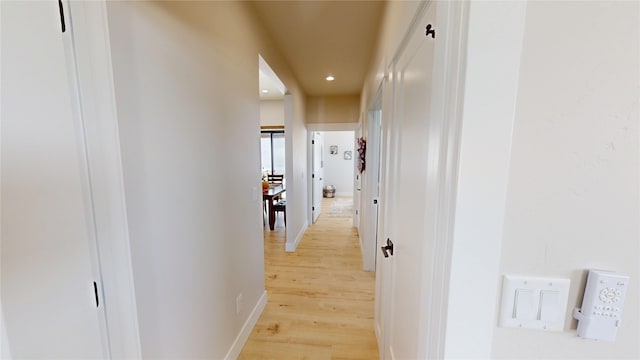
[252,0,386,97]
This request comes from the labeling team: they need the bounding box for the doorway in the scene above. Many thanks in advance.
[308,130,356,224]
[259,55,288,235]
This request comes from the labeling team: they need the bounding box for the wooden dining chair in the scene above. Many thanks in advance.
[267,174,284,184]
[267,174,285,203]
[273,200,286,226]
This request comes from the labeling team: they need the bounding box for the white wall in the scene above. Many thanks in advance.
[491,1,639,358]
[306,95,360,124]
[284,92,309,252]
[322,131,355,196]
[105,1,307,357]
[260,100,284,127]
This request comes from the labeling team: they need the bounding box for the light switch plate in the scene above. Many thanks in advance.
[499,275,571,331]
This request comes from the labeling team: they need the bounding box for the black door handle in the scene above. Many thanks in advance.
[381,239,394,258]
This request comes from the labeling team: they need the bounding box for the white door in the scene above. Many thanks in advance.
[1,1,107,358]
[311,132,324,222]
[380,3,439,359]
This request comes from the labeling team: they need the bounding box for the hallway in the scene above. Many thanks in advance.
[240,197,378,359]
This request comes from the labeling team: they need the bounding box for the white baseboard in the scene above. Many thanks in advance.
[374,321,383,358]
[224,290,267,360]
[285,221,308,252]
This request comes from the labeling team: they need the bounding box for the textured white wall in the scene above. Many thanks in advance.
[492,2,639,358]
[322,131,355,196]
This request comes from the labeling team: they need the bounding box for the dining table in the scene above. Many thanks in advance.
[263,184,285,230]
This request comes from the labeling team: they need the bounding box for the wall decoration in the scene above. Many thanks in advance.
[357,137,366,173]
[343,151,352,160]
[329,145,338,155]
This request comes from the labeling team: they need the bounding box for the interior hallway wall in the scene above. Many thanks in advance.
[307,95,360,124]
[106,1,307,357]
[322,131,355,197]
[260,99,284,127]
[492,1,639,358]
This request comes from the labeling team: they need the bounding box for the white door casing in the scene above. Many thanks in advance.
[311,132,324,223]
[374,75,395,358]
[362,100,383,272]
[1,1,108,357]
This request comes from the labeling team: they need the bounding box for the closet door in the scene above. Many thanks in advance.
[1,1,107,358]
[382,2,440,359]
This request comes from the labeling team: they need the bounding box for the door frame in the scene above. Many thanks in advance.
[306,123,359,226]
[372,76,394,357]
[361,88,384,272]
[311,131,323,223]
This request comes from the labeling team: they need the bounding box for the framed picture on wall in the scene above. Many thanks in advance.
[344,151,352,160]
[330,145,338,154]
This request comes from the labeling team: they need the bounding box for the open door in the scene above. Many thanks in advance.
[311,131,324,223]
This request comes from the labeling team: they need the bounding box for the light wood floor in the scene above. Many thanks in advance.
[239,197,379,360]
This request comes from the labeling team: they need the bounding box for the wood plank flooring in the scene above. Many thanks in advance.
[239,197,379,360]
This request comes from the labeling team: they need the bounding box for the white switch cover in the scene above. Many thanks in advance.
[499,275,570,331]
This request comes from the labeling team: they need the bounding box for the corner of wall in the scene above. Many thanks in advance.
[223,290,267,360]
[285,220,308,252]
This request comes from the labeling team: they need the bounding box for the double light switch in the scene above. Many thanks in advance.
[500,275,571,331]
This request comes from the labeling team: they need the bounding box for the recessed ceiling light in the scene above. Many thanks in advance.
[261,89,269,94]
[325,75,335,81]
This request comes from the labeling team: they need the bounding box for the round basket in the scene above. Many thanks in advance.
[323,185,336,198]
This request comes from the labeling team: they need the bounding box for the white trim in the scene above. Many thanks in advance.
[444,1,527,358]
[307,131,314,226]
[415,1,470,359]
[67,2,141,358]
[224,291,268,360]
[374,321,383,358]
[285,221,308,252]
[1,303,12,360]
[361,94,383,272]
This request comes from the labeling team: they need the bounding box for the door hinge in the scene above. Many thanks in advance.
[93,281,99,308]
[312,206,315,211]
[312,140,315,145]
[312,173,315,179]
[58,0,66,33]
